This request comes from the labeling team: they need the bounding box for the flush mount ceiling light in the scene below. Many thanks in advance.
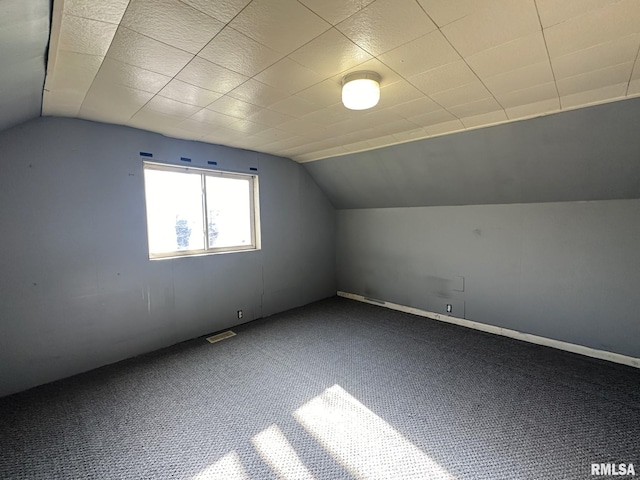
[342,71,381,110]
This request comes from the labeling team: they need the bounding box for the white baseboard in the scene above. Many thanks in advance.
[337,291,640,369]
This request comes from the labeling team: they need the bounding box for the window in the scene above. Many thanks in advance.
[143,162,259,259]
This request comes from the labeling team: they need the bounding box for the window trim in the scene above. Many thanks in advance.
[143,161,260,260]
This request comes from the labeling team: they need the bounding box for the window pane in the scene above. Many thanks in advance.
[206,176,252,248]
[144,169,205,255]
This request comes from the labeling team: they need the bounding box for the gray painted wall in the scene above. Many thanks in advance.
[307,98,640,359]
[0,117,336,397]
[0,0,50,132]
[337,200,640,358]
[305,98,640,209]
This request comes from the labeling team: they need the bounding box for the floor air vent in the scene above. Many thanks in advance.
[206,331,236,344]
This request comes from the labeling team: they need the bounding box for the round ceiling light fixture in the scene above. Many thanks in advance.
[341,71,381,110]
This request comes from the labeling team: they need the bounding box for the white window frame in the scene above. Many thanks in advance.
[143,162,261,260]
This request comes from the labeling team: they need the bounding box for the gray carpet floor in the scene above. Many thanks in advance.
[1,296,639,479]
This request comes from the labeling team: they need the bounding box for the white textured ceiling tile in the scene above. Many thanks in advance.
[258,135,308,152]
[425,119,465,136]
[378,30,461,78]
[227,79,291,107]
[627,78,640,95]
[632,56,640,80]
[392,127,429,142]
[254,128,297,142]
[441,0,540,57]
[367,118,421,138]
[181,0,252,23]
[176,56,248,94]
[64,0,129,24]
[225,119,271,135]
[288,28,373,77]
[376,81,424,110]
[447,97,503,118]
[319,123,350,140]
[338,138,373,153]
[230,0,331,55]
[561,83,628,108]
[163,127,206,142]
[495,82,558,109]
[313,146,349,158]
[120,0,223,54]
[388,96,442,118]
[278,118,325,137]
[42,91,83,117]
[504,97,560,120]
[206,95,264,118]
[44,0,640,159]
[128,108,185,131]
[158,79,222,107]
[345,125,378,141]
[295,152,325,163]
[296,79,342,107]
[430,81,492,108]
[175,118,218,136]
[79,109,130,126]
[255,58,324,95]
[268,96,318,117]
[80,82,154,123]
[202,127,247,144]
[545,0,640,58]
[536,0,624,28]
[336,0,437,56]
[483,62,555,95]
[298,0,376,25]
[247,108,295,127]
[309,138,346,155]
[466,31,549,78]
[199,27,283,77]
[407,109,457,127]
[551,34,640,80]
[279,143,312,157]
[460,109,508,128]
[556,62,634,96]
[95,58,172,94]
[144,96,202,117]
[235,135,273,150]
[334,58,403,89]
[409,60,478,95]
[415,0,477,27]
[107,27,194,76]
[59,14,118,56]
[46,50,103,91]
[189,108,239,127]
[299,137,345,152]
[302,106,350,126]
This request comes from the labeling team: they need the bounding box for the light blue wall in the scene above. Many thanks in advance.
[337,200,640,358]
[0,117,336,396]
[305,98,640,359]
[305,98,640,208]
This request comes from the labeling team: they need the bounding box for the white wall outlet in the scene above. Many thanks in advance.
[237,310,243,319]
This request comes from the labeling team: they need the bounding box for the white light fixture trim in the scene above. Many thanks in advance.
[342,71,381,110]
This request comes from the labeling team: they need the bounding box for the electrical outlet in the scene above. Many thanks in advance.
[237,310,243,319]
[446,304,452,313]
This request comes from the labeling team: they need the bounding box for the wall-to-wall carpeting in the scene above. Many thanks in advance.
[1,297,638,479]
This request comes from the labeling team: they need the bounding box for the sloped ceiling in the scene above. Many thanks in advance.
[0,0,50,132]
[304,97,640,208]
[37,0,640,162]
